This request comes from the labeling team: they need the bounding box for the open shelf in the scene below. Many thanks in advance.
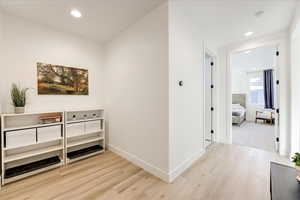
[4,122,63,132]
[1,110,66,185]
[5,156,61,179]
[65,109,105,165]
[4,138,63,151]
[66,117,104,124]
[0,109,105,185]
[1,110,63,117]
[67,145,104,163]
[67,136,104,148]
[4,160,63,184]
[4,145,63,163]
[67,130,103,139]
[67,151,104,164]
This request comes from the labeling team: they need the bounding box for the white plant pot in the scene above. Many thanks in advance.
[15,107,25,114]
[296,166,300,182]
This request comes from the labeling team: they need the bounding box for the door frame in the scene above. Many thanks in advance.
[203,44,217,148]
[226,43,280,152]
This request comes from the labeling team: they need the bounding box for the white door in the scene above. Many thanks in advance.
[204,53,213,148]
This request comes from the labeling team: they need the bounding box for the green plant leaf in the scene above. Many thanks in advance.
[11,83,29,107]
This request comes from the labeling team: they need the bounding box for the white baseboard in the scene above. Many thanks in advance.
[108,144,169,182]
[219,136,232,144]
[109,144,206,183]
[168,148,205,182]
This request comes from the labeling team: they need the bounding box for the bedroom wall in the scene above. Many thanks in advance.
[104,4,169,181]
[231,70,248,94]
[0,13,104,113]
[231,69,255,121]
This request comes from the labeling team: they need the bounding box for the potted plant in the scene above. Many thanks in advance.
[11,83,29,114]
[292,152,300,182]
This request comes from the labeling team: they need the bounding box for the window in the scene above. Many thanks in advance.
[247,71,264,105]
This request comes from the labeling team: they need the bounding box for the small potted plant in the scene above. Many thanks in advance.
[292,152,300,182]
[11,83,29,114]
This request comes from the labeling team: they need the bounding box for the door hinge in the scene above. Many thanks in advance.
[211,130,214,134]
[276,108,280,114]
[211,84,214,89]
[211,107,214,111]
[276,80,279,85]
[276,137,279,142]
[276,51,279,56]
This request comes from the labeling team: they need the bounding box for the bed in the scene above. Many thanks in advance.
[232,94,246,126]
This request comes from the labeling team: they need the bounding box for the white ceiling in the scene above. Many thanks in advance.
[231,45,277,72]
[174,0,297,49]
[0,0,296,46]
[0,0,166,43]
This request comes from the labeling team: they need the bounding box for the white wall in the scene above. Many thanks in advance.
[0,13,104,113]
[218,31,291,155]
[290,1,300,154]
[169,0,212,181]
[104,4,169,181]
[0,10,4,113]
[104,0,222,182]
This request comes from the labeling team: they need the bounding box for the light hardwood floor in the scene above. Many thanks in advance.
[0,144,291,200]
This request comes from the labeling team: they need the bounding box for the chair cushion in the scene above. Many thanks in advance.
[257,111,274,119]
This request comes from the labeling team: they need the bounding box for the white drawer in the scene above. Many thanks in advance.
[85,120,101,133]
[6,129,36,149]
[66,123,84,138]
[37,125,61,142]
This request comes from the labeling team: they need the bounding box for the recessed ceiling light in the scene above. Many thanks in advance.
[245,50,252,54]
[70,9,82,18]
[244,31,254,37]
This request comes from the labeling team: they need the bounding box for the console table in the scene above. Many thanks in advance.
[270,162,300,200]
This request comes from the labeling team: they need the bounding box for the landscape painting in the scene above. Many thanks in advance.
[37,63,89,95]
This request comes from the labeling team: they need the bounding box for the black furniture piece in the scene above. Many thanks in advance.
[270,162,300,200]
[5,156,60,179]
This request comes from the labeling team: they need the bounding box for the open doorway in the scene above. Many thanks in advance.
[230,45,279,152]
[204,50,215,148]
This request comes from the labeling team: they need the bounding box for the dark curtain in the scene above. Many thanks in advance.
[264,69,274,109]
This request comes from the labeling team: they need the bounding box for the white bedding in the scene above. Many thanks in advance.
[232,104,246,117]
